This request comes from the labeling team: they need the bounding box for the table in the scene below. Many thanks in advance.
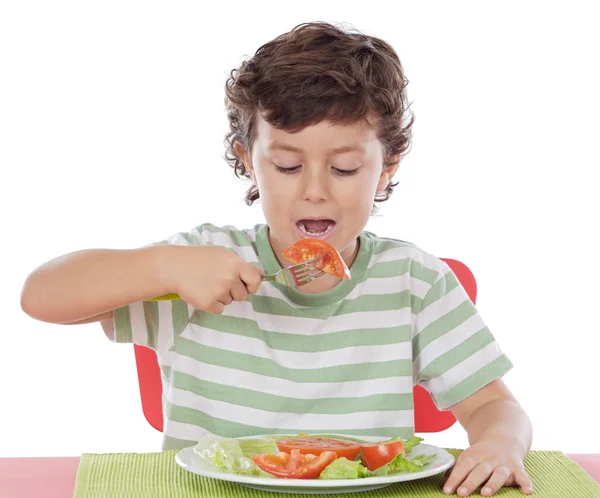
[0,454,598,498]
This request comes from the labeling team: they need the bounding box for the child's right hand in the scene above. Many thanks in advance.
[164,245,263,314]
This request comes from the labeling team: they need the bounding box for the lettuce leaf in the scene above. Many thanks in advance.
[380,436,424,454]
[192,435,275,477]
[368,452,436,477]
[318,458,369,480]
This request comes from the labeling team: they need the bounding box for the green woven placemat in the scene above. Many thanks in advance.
[72,448,600,497]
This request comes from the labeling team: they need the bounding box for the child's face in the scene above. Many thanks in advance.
[240,115,398,268]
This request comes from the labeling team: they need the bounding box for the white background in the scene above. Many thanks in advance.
[1,1,599,458]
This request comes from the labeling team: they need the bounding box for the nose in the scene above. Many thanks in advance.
[301,166,329,203]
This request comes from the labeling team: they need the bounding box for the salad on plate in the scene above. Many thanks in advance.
[191,433,437,480]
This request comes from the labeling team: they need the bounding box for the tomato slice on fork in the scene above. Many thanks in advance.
[283,239,351,279]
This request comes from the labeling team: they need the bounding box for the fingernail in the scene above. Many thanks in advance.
[482,487,492,495]
[458,487,468,496]
[444,486,452,494]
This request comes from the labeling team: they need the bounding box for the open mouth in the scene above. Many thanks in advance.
[297,219,336,237]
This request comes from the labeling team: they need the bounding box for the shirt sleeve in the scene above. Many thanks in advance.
[104,299,194,353]
[101,223,259,352]
[412,261,513,409]
[101,226,210,353]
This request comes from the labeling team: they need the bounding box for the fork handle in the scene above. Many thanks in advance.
[148,293,181,301]
[147,276,270,301]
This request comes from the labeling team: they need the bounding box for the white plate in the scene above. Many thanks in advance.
[175,434,455,495]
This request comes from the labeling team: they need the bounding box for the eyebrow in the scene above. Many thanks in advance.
[268,141,366,155]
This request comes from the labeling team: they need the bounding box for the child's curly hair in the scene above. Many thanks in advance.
[224,22,414,206]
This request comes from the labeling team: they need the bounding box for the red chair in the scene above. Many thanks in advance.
[133,258,477,434]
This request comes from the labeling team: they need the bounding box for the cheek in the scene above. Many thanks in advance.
[256,175,289,210]
[341,175,379,208]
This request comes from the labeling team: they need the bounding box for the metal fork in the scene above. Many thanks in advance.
[262,256,325,288]
[148,256,325,301]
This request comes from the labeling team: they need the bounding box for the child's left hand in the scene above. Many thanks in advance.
[442,439,533,496]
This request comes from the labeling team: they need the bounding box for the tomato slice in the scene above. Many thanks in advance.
[360,441,406,471]
[282,239,351,279]
[276,437,362,461]
[252,449,337,479]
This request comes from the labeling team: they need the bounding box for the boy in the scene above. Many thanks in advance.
[21,22,533,496]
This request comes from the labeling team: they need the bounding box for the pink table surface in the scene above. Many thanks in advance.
[0,454,598,498]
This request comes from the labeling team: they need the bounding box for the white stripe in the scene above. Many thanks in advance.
[165,420,214,442]
[253,275,428,311]
[166,387,414,431]
[347,276,430,300]
[224,300,405,334]
[165,232,194,246]
[368,250,410,268]
[368,245,445,272]
[421,341,503,394]
[197,228,257,253]
[129,301,150,346]
[415,313,487,374]
[156,300,175,354]
[167,354,414,399]
[415,284,469,333]
[184,323,411,368]
[168,226,260,262]
[257,284,312,309]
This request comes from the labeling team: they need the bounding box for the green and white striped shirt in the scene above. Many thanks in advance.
[105,223,512,451]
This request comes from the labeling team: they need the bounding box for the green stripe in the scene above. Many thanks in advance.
[372,239,416,254]
[246,292,415,318]
[178,231,204,245]
[197,223,253,247]
[162,435,199,451]
[366,259,439,289]
[171,370,413,414]
[420,271,460,310]
[172,300,190,344]
[433,354,514,409]
[417,327,495,381]
[166,403,414,440]
[247,295,337,319]
[367,259,410,278]
[173,338,412,382]
[113,306,133,344]
[409,261,441,285]
[160,364,172,379]
[142,301,159,350]
[413,299,477,356]
[334,291,415,316]
[189,312,411,352]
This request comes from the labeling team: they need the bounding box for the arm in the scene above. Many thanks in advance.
[443,378,533,496]
[453,378,532,458]
[20,246,173,324]
[21,244,264,325]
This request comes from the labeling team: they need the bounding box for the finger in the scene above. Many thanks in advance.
[204,300,225,314]
[218,290,233,306]
[240,264,263,294]
[480,466,511,496]
[457,462,497,496]
[514,469,534,495]
[443,457,478,495]
[230,278,249,302]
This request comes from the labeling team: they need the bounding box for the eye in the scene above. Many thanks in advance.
[275,165,301,174]
[333,167,360,176]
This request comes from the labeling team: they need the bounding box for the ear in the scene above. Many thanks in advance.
[234,142,256,182]
[377,155,400,191]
